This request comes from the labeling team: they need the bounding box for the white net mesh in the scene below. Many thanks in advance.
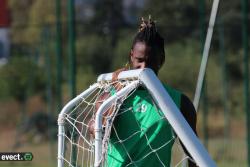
[58,79,196,167]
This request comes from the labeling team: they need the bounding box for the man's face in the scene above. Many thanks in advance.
[130,42,160,74]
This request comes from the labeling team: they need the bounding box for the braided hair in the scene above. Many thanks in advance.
[129,16,165,72]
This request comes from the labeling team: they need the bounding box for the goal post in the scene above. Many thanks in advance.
[94,81,140,167]
[57,83,99,167]
[57,68,216,167]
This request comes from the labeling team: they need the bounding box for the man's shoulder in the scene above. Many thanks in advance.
[162,83,194,109]
[162,83,182,96]
[162,83,182,108]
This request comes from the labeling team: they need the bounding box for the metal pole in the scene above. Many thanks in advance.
[43,27,52,132]
[193,0,220,110]
[67,0,77,166]
[198,0,209,148]
[218,17,230,140]
[43,26,54,165]
[68,0,76,98]
[241,0,250,166]
[55,0,63,112]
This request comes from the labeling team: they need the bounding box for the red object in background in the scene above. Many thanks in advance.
[0,0,11,27]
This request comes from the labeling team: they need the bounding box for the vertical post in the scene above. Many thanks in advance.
[218,17,230,140]
[43,26,52,136]
[199,0,209,148]
[55,0,63,112]
[58,123,65,167]
[241,0,250,166]
[67,0,77,166]
[68,0,76,98]
[43,26,54,165]
[194,0,220,110]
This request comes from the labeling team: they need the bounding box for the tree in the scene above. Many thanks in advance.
[142,0,200,43]
[76,35,113,74]
[0,57,46,119]
[90,0,126,47]
[8,0,58,45]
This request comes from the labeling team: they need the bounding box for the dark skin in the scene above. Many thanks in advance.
[130,42,160,74]
[130,42,198,167]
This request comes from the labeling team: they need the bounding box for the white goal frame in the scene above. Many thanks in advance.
[57,68,216,167]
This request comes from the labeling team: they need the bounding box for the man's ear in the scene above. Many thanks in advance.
[130,49,133,61]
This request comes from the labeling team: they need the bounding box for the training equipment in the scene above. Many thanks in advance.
[57,68,216,167]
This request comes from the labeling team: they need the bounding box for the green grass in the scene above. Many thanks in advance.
[0,138,57,167]
[0,162,55,167]
[208,138,247,166]
[1,139,247,167]
[0,130,247,167]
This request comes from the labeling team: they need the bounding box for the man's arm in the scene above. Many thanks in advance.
[180,94,198,167]
[88,68,126,137]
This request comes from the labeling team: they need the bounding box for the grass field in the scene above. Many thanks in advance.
[0,129,56,167]
[0,129,247,167]
[209,138,247,167]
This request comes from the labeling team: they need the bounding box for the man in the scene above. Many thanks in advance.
[107,17,198,167]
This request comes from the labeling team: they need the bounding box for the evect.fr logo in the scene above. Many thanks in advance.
[0,152,33,161]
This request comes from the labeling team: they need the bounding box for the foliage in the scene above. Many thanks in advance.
[8,0,32,44]
[89,0,125,46]
[8,0,56,45]
[142,0,200,43]
[0,57,46,102]
[112,31,134,70]
[218,0,247,50]
[76,35,113,74]
[0,71,9,99]
[76,67,96,93]
[159,39,201,96]
[2,0,247,118]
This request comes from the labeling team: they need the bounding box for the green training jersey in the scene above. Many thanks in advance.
[107,84,181,167]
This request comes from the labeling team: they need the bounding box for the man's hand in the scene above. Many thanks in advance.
[88,68,128,138]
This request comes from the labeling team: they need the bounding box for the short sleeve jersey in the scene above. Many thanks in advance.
[107,84,181,167]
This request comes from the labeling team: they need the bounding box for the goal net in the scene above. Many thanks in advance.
[57,68,216,167]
